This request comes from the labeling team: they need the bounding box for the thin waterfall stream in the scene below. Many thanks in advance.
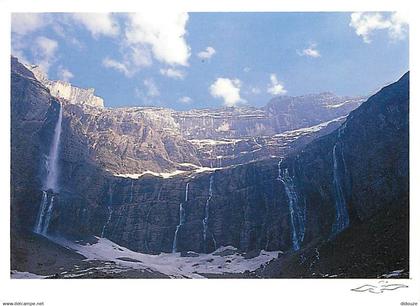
[34,102,63,235]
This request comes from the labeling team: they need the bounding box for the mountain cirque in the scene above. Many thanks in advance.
[11,56,408,278]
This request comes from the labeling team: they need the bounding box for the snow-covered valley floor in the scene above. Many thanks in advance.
[12,236,281,279]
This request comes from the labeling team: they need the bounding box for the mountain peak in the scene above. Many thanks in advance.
[16,57,105,109]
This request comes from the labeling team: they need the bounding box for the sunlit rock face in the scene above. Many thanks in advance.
[11,56,408,258]
[172,93,365,140]
[26,64,104,108]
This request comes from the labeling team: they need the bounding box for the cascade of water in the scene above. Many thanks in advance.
[34,191,48,233]
[212,235,217,251]
[109,183,113,205]
[202,175,214,252]
[172,182,189,253]
[41,195,55,235]
[277,159,306,251]
[185,182,189,202]
[157,185,163,201]
[309,247,321,271]
[129,180,134,203]
[43,103,63,192]
[265,231,270,251]
[331,143,350,235]
[144,205,154,252]
[34,103,63,235]
[101,207,113,238]
[172,203,185,253]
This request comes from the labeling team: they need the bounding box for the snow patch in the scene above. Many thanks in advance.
[11,270,48,279]
[46,236,280,279]
[215,121,230,132]
[114,166,221,180]
[115,170,186,179]
[188,139,241,146]
[274,116,346,138]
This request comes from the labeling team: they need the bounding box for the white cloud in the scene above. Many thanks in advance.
[71,13,119,38]
[178,96,193,104]
[52,23,84,49]
[11,36,29,64]
[12,14,49,64]
[134,79,161,105]
[210,78,244,107]
[102,46,152,77]
[57,66,74,82]
[125,12,190,66]
[143,79,160,97]
[297,44,321,58]
[267,74,287,95]
[197,47,216,60]
[12,13,49,35]
[102,58,130,76]
[251,87,261,94]
[243,67,251,73]
[349,12,408,43]
[160,68,185,79]
[32,36,58,75]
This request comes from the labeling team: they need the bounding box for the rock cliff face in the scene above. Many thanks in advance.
[26,64,105,108]
[265,93,365,132]
[11,57,52,231]
[11,56,408,262]
[277,72,409,241]
[173,94,364,139]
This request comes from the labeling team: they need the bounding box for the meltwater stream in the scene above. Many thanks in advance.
[277,159,306,251]
[34,103,63,235]
[172,182,189,253]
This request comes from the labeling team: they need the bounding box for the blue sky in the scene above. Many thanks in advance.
[11,12,409,110]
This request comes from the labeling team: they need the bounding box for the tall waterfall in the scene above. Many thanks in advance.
[34,191,49,234]
[44,103,63,192]
[331,142,350,234]
[129,180,134,203]
[216,156,222,168]
[172,182,189,253]
[185,182,189,202]
[202,175,216,252]
[101,207,113,238]
[34,103,63,235]
[277,159,306,251]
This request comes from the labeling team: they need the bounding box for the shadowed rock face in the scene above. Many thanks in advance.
[88,161,293,254]
[277,72,409,243]
[11,56,408,259]
[11,56,58,231]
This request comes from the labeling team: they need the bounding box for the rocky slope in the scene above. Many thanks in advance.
[11,56,408,278]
